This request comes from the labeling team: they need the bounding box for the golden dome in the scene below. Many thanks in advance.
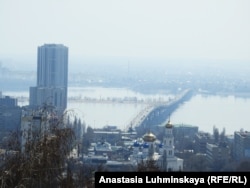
[142,132,156,142]
[165,120,173,128]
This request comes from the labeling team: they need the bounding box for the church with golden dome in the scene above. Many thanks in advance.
[130,119,183,171]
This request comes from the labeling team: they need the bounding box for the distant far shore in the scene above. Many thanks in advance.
[2,86,250,100]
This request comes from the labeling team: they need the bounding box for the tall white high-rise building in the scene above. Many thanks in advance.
[29,44,68,113]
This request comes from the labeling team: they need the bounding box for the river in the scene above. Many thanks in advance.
[171,93,250,135]
[3,87,250,135]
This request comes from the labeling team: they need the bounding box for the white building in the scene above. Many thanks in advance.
[159,119,183,171]
[21,110,49,153]
[130,119,183,171]
[20,107,60,153]
[233,131,250,161]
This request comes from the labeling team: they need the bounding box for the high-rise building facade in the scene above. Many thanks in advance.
[29,44,68,113]
[233,131,250,161]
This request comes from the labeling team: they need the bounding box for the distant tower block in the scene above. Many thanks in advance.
[29,44,68,114]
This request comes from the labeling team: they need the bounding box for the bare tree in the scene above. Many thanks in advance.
[0,109,76,188]
[213,126,219,144]
[184,154,209,172]
[137,159,161,172]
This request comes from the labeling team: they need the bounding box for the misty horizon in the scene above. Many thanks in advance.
[1,54,250,73]
[1,1,249,64]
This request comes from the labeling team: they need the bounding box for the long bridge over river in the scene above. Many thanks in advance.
[126,89,193,131]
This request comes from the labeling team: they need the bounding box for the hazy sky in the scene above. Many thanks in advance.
[1,0,250,63]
